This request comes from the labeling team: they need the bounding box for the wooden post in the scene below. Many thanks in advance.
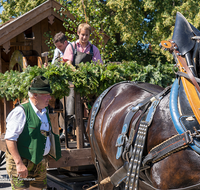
[3,98,13,133]
[75,92,84,149]
[0,99,4,134]
[0,50,3,134]
[0,48,2,73]
[63,96,69,149]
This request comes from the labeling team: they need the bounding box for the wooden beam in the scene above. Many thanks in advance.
[0,48,2,73]
[41,18,49,54]
[51,1,75,21]
[10,42,33,46]
[48,148,93,168]
[32,22,42,55]
[75,93,84,149]
[3,41,10,54]
[48,15,55,25]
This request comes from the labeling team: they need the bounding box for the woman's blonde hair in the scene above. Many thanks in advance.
[77,23,91,34]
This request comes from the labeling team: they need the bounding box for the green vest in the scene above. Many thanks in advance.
[17,101,61,164]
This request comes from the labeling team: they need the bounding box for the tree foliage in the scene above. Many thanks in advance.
[0,0,46,22]
[1,0,199,64]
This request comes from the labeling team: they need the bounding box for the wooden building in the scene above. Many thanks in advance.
[0,0,109,168]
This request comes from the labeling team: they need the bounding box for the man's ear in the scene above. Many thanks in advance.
[33,93,37,98]
[64,41,68,46]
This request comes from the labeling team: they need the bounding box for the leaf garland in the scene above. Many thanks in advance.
[0,61,175,101]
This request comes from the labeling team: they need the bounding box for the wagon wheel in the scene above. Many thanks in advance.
[9,50,43,71]
[9,50,28,71]
[0,150,5,167]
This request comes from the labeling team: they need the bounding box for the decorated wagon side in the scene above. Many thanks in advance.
[0,0,109,173]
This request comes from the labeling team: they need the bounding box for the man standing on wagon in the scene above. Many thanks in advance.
[50,32,72,141]
[60,23,103,141]
[52,31,69,64]
[62,23,103,66]
[4,76,61,190]
[44,32,69,67]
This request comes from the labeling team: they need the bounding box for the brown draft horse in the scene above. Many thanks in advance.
[87,82,200,190]
[87,12,200,190]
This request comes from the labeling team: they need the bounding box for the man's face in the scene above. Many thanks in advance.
[78,29,90,46]
[34,93,51,110]
[55,41,68,53]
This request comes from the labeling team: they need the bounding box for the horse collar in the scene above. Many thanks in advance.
[170,79,200,154]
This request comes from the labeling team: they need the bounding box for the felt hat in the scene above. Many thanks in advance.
[29,76,52,94]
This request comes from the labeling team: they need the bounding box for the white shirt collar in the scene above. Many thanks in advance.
[29,98,47,115]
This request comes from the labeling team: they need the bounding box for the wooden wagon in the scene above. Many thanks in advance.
[0,0,109,170]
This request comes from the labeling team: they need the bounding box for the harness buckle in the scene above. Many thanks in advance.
[186,130,194,144]
[116,135,125,147]
[131,106,139,112]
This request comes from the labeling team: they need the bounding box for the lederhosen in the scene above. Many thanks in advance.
[70,42,94,66]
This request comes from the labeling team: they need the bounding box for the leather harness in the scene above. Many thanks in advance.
[89,81,172,190]
[89,80,200,190]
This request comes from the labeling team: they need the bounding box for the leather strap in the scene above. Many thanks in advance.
[174,48,200,93]
[116,94,157,160]
[142,131,192,166]
[176,71,200,83]
[125,98,161,190]
[122,112,143,161]
[108,86,171,189]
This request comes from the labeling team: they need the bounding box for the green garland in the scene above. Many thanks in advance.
[0,61,175,101]
[0,63,72,101]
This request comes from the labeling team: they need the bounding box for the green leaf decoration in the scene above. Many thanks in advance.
[0,61,175,102]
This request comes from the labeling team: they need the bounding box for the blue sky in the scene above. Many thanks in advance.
[0,6,3,13]
[0,6,3,23]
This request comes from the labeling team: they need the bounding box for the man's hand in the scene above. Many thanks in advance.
[6,140,28,178]
[67,61,76,71]
[44,62,48,68]
[16,162,28,178]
